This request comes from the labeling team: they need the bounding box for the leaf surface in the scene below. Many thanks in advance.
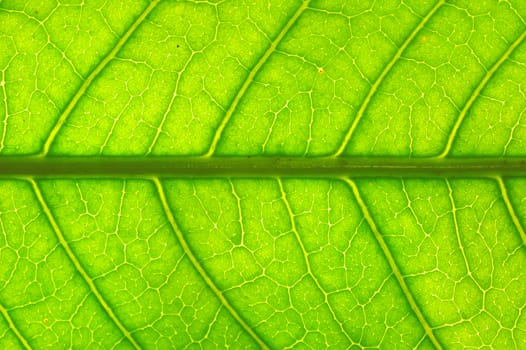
[0,0,526,349]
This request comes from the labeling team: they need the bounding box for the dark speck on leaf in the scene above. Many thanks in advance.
[177,44,180,48]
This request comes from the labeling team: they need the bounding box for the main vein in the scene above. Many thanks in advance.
[204,0,311,157]
[38,0,160,156]
[28,179,142,350]
[153,178,270,350]
[1,157,526,177]
[344,178,443,350]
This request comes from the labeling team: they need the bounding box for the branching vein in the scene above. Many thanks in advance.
[333,0,445,157]
[343,178,443,350]
[438,28,526,158]
[496,177,526,246]
[0,301,31,349]
[277,178,356,347]
[153,178,270,350]
[38,0,160,156]
[28,179,142,349]
[204,0,311,157]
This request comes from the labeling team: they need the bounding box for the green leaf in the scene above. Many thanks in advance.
[0,0,526,349]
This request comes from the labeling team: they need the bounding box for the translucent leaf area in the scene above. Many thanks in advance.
[0,0,526,349]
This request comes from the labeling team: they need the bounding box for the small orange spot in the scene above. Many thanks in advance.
[318,68,325,74]
[44,318,49,323]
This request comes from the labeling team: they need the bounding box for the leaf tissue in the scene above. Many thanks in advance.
[0,0,526,349]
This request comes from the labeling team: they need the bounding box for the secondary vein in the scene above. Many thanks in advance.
[0,301,31,350]
[496,177,526,246]
[38,0,160,156]
[343,178,443,350]
[28,179,142,350]
[438,28,526,158]
[204,0,311,157]
[153,178,270,350]
[333,0,445,157]
[446,179,484,291]
[277,178,356,347]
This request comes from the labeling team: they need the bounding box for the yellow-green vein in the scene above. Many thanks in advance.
[204,0,311,157]
[146,54,194,155]
[1,68,10,152]
[333,0,445,157]
[496,177,526,246]
[438,28,526,158]
[38,0,160,156]
[445,179,484,291]
[153,178,269,350]
[229,179,246,246]
[0,301,30,349]
[28,179,142,350]
[343,178,443,350]
[277,178,356,347]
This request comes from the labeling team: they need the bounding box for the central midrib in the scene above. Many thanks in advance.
[0,157,525,177]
